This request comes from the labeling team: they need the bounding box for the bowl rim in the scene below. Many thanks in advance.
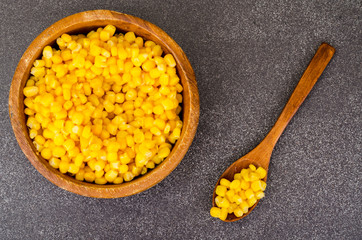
[9,10,199,198]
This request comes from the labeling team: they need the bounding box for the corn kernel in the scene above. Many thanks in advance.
[123,172,134,181]
[256,166,267,179]
[84,172,96,182]
[164,54,176,67]
[220,178,231,187]
[68,163,80,174]
[75,169,85,181]
[43,46,53,59]
[215,185,227,197]
[219,208,228,221]
[234,208,244,218]
[59,161,69,173]
[53,146,66,157]
[225,190,235,201]
[41,148,52,160]
[210,207,221,218]
[49,157,60,169]
[230,180,241,190]
[158,147,170,159]
[255,191,265,199]
[245,189,255,200]
[124,32,136,43]
[95,177,107,185]
[23,86,39,97]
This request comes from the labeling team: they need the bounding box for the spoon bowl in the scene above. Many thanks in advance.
[213,43,335,222]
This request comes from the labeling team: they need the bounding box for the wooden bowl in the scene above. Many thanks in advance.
[9,10,199,198]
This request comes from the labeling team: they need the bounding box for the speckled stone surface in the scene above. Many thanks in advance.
[1,0,361,239]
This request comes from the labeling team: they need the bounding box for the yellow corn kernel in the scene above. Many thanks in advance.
[61,33,72,42]
[119,164,129,174]
[72,112,84,125]
[245,189,255,200]
[34,135,45,145]
[248,197,257,207]
[68,163,80,174]
[215,185,227,197]
[95,177,107,185]
[233,173,242,180]
[149,68,161,78]
[75,169,85,181]
[251,180,263,192]
[105,152,117,162]
[219,208,228,221]
[161,99,174,110]
[100,30,111,41]
[74,154,84,167]
[53,146,66,157]
[152,45,162,56]
[142,60,156,72]
[240,201,249,214]
[256,166,267,179]
[93,160,105,171]
[23,86,39,97]
[95,170,104,178]
[150,104,162,115]
[232,195,243,205]
[41,148,52,160]
[49,157,60,169]
[112,177,123,184]
[240,180,250,190]
[123,172,134,182]
[158,147,170,159]
[241,169,250,181]
[239,192,246,202]
[260,181,267,191]
[230,179,241,190]
[219,197,230,208]
[249,172,259,181]
[105,169,118,182]
[84,172,96,182]
[53,134,65,146]
[124,32,136,43]
[210,207,221,218]
[51,55,63,65]
[234,208,244,218]
[219,178,231,187]
[164,54,176,67]
[82,125,92,138]
[225,190,235,201]
[63,100,73,111]
[29,129,38,139]
[146,161,155,169]
[214,196,222,208]
[30,67,45,78]
[43,46,53,59]
[125,89,137,100]
[249,164,256,171]
[59,161,70,173]
[104,100,115,112]
[255,191,265,199]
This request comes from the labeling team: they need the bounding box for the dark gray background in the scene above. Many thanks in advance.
[1,0,361,239]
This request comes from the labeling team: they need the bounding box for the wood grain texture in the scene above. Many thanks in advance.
[213,43,335,222]
[9,10,199,198]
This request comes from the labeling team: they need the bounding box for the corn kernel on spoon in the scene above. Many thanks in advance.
[213,43,335,222]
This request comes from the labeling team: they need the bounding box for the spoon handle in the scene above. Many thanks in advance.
[251,43,335,161]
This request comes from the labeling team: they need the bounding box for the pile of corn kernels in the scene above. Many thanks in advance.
[210,165,267,221]
[23,25,183,184]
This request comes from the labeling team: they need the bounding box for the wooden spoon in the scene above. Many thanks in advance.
[212,43,335,222]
